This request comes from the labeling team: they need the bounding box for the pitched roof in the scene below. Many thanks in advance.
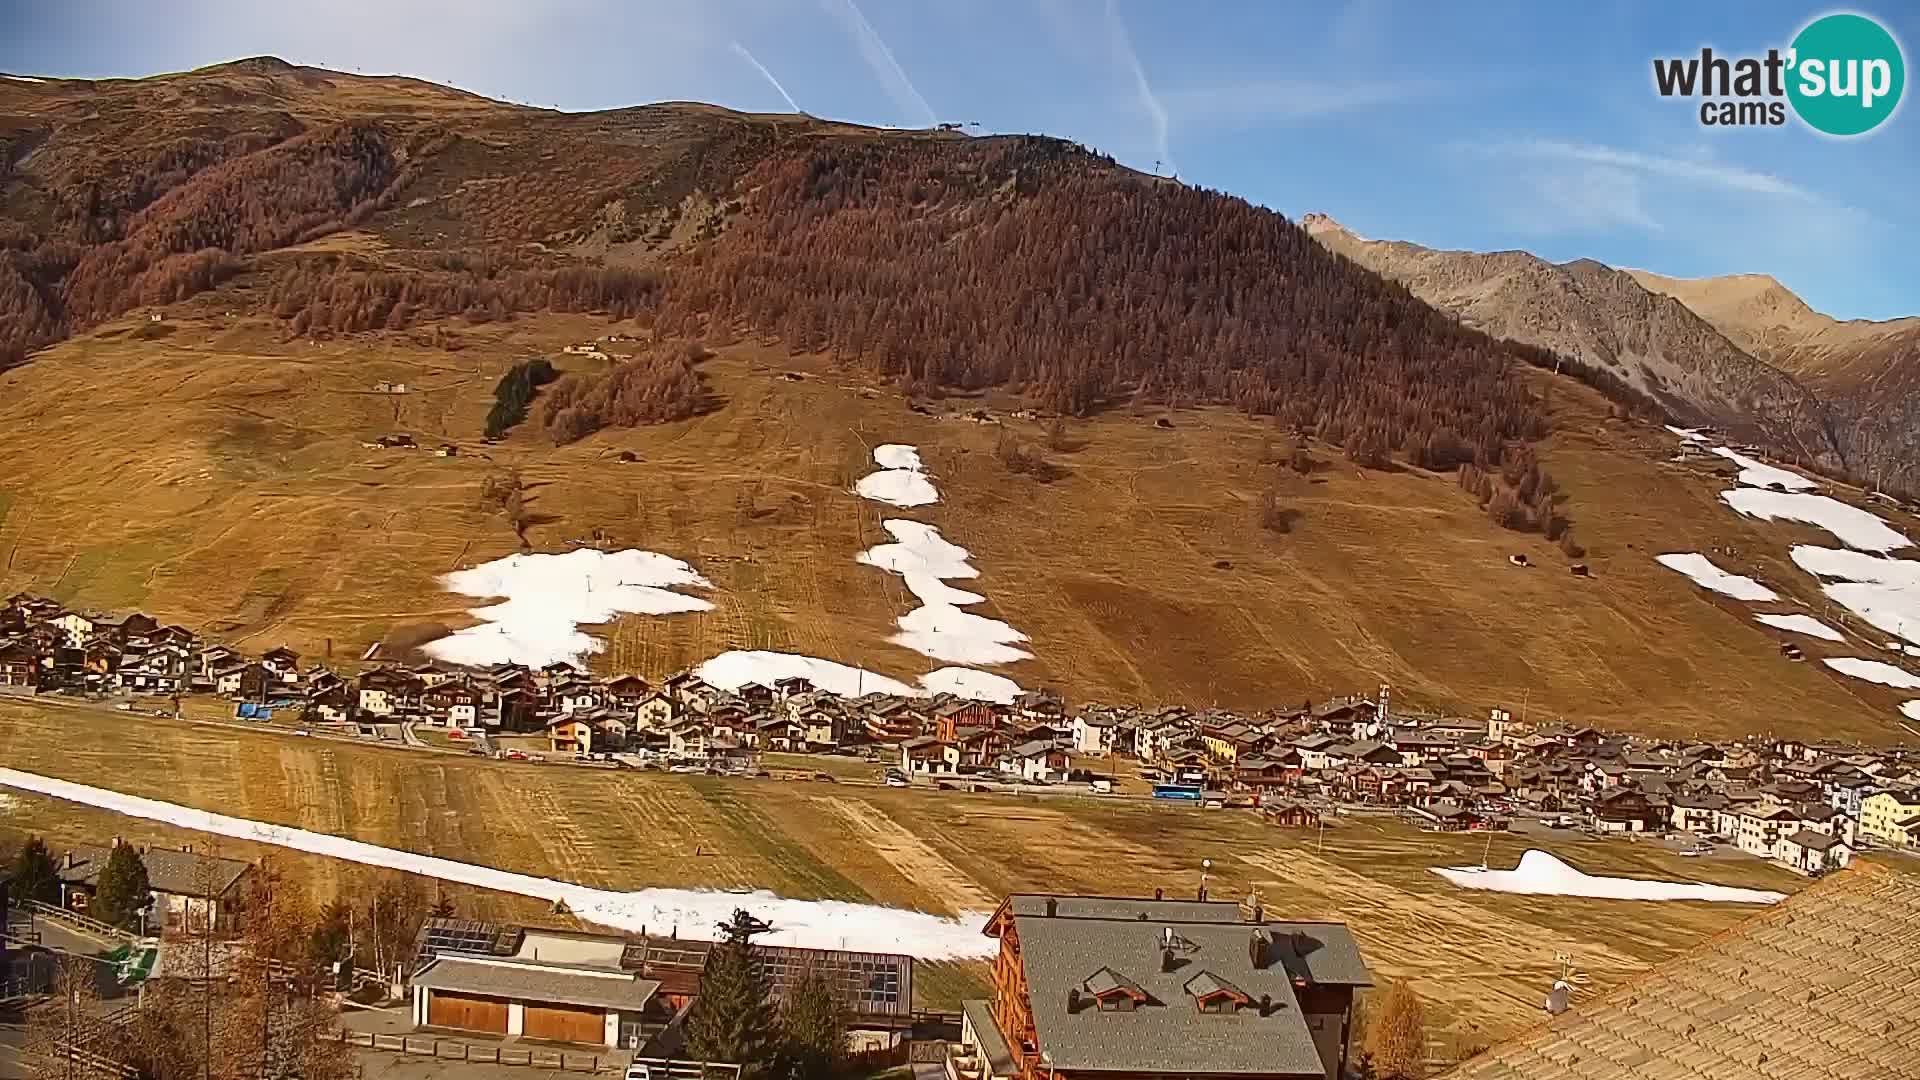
[57,844,252,898]
[1082,966,1147,999]
[1010,910,1360,1076]
[1444,862,1920,1079]
[1785,829,1843,852]
[411,955,661,1011]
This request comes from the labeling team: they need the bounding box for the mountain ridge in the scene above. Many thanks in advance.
[1300,212,1845,472]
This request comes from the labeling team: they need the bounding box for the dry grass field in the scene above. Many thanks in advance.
[0,301,1909,740]
[0,700,1805,1050]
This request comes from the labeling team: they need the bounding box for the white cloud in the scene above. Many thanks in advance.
[821,0,935,128]
[1522,164,1661,235]
[1499,139,1821,201]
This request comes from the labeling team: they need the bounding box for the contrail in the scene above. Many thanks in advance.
[730,41,801,112]
[823,0,936,128]
[1105,0,1172,174]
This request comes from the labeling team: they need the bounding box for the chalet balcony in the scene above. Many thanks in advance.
[947,1044,984,1080]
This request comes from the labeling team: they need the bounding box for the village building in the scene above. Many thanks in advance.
[1073,712,1120,755]
[1777,828,1852,875]
[410,919,913,1050]
[55,840,254,933]
[1859,790,1920,846]
[965,893,1371,1080]
[1589,786,1662,833]
[901,735,960,777]
[1001,740,1070,784]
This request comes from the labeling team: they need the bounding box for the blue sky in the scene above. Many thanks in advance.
[4,0,1915,318]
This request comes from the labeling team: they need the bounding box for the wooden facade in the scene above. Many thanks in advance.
[986,907,1040,1080]
[428,992,510,1034]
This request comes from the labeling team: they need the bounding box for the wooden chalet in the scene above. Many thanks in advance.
[1263,803,1320,829]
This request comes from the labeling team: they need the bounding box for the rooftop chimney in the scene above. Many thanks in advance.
[111,835,122,848]
[1259,993,1272,1017]
[1046,897,1058,917]
[1161,947,1177,973]
[1249,929,1271,971]
[1067,988,1082,1014]
[64,852,75,869]
[1154,887,1164,900]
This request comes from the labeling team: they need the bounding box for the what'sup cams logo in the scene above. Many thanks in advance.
[1653,11,1905,135]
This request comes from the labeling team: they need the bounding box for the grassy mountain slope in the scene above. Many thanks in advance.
[1302,214,1843,471]
[0,61,1911,739]
[1628,269,1920,493]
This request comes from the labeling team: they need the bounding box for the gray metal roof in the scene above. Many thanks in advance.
[963,1000,1018,1078]
[1011,911,1368,1076]
[412,956,660,1011]
[57,844,252,899]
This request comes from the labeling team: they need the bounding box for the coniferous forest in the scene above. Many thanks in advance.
[2,99,1661,539]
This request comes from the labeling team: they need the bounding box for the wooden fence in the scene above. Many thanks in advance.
[22,899,133,941]
[321,1031,744,1078]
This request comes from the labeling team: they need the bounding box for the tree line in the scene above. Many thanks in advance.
[653,138,1554,455]
[1,121,438,367]
[485,356,559,438]
[263,254,663,338]
[538,342,712,444]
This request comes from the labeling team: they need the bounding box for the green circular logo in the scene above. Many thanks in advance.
[1787,13,1905,136]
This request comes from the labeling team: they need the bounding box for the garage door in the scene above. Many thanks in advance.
[427,992,509,1034]
[524,1002,605,1044]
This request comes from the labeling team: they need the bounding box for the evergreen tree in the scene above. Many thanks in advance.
[9,836,61,905]
[777,965,850,1080]
[688,909,777,1070]
[93,842,152,932]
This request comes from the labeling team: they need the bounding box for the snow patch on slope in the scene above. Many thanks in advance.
[695,651,1024,703]
[0,768,994,959]
[858,520,1031,665]
[1432,849,1783,903]
[918,667,1023,703]
[1655,553,1778,601]
[1719,489,1911,554]
[697,651,922,698]
[1711,447,1817,491]
[1822,657,1920,690]
[855,444,940,508]
[425,549,713,669]
[1791,546,1920,649]
[1754,613,1845,642]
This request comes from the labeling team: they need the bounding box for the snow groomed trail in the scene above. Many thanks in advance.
[0,767,996,959]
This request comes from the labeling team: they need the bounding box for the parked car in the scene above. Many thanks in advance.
[625,1064,653,1080]
[884,771,910,788]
